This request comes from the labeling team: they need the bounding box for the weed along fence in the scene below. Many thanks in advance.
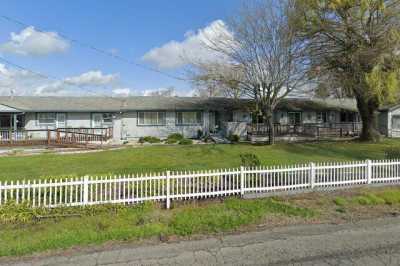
[0,159,400,209]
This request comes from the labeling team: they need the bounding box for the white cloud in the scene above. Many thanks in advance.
[142,20,230,69]
[0,26,69,56]
[143,87,176,97]
[112,88,131,96]
[34,81,70,96]
[64,71,118,86]
[0,64,122,96]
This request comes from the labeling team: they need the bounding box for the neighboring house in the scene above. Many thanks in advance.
[378,104,400,138]
[0,96,360,142]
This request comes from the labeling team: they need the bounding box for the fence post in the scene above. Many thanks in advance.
[166,171,171,209]
[83,175,89,205]
[240,166,245,197]
[47,130,51,145]
[366,160,372,184]
[310,162,316,189]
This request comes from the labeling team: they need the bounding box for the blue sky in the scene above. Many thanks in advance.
[0,0,241,96]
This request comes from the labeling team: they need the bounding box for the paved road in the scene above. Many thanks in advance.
[3,216,400,266]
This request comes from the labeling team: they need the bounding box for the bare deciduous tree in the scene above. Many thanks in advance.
[188,0,308,144]
[189,62,245,98]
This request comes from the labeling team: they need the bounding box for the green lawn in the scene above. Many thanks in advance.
[0,139,399,181]
[0,198,314,257]
[1,186,400,257]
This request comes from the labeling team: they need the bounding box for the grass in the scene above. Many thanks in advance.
[0,186,399,258]
[333,197,347,207]
[0,198,313,257]
[0,139,399,181]
[334,187,400,207]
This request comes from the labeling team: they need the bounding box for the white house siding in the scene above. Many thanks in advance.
[24,112,118,139]
[121,111,210,140]
[112,113,123,141]
[386,108,400,138]
[64,113,92,128]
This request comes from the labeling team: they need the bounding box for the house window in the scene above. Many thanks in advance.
[92,113,113,128]
[317,112,328,123]
[392,115,400,130]
[176,111,202,125]
[137,111,166,126]
[37,113,56,125]
[102,113,113,124]
[288,112,302,125]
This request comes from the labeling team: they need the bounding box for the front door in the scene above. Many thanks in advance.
[92,113,103,128]
[288,112,302,125]
[56,113,66,128]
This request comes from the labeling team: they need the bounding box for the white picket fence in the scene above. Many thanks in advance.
[0,159,400,209]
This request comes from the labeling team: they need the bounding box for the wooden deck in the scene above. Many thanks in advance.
[248,123,362,139]
[0,127,113,147]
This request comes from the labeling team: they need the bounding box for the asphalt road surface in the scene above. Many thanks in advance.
[3,216,400,266]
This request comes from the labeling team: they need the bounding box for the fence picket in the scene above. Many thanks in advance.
[0,159,399,209]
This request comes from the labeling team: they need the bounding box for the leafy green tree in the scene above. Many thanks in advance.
[293,0,400,141]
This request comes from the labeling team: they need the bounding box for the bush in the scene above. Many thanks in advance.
[197,129,203,139]
[179,138,193,145]
[384,146,400,159]
[333,197,347,207]
[166,133,184,144]
[229,134,240,143]
[240,153,261,167]
[353,194,385,205]
[139,136,161,144]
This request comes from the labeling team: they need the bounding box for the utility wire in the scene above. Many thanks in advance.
[0,14,187,81]
[0,56,125,99]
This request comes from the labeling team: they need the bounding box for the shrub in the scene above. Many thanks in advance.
[376,189,400,205]
[166,133,184,144]
[179,138,193,145]
[139,136,161,144]
[333,197,347,207]
[165,139,177,144]
[240,153,261,167]
[353,194,385,205]
[229,134,240,143]
[384,146,400,159]
[197,129,203,139]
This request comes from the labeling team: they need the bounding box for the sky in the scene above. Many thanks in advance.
[0,0,242,97]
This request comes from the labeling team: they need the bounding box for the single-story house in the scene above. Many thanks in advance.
[0,96,361,142]
[378,104,400,138]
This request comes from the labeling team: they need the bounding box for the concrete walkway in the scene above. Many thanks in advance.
[3,216,400,266]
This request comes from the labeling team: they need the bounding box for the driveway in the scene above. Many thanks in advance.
[3,216,400,266]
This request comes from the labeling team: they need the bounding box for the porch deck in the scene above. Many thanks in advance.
[248,123,362,140]
[0,127,113,147]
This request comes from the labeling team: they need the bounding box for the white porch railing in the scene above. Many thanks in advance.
[0,159,399,209]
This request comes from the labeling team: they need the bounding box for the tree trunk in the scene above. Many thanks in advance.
[356,96,380,142]
[264,108,275,145]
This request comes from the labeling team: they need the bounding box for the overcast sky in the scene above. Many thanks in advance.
[0,0,241,97]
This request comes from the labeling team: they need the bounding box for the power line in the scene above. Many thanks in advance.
[0,56,124,98]
[0,14,187,81]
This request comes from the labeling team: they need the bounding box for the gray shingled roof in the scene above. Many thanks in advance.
[0,96,357,112]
